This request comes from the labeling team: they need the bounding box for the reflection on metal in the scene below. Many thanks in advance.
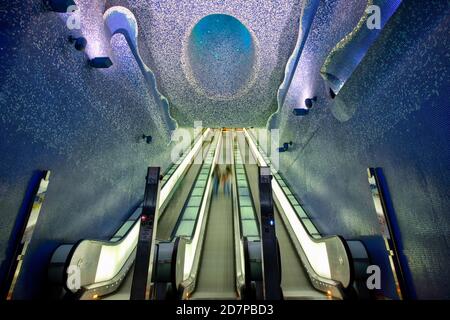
[130,167,161,300]
[152,240,178,300]
[368,168,407,300]
[3,171,51,300]
[244,240,263,300]
[258,167,283,300]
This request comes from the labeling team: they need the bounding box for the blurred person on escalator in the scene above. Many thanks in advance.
[223,165,232,196]
[213,165,220,196]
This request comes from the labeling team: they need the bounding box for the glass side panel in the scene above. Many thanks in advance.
[288,195,298,204]
[114,221,134,238]
[196,179,207,188]
[240,206,255,220]
[237,171,246,177]
[175,221,196,237]
[192,187,203,196]
[239,195,252,207]
[282,186,291,195]
[293,205,308,218]
[183,207,199,220]
[187,196,202,207]
[248,133,321,238]
[242,220,259,237]
[278,180,287,188]
[238,179,248,188]
[302,219,318,234]
[238,187,250,196]
[130,207,143,220]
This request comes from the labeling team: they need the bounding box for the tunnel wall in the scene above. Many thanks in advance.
[277,0,449,299]
[0,1,175,298]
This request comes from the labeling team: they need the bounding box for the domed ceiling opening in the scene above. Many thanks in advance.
[184,14,257,100]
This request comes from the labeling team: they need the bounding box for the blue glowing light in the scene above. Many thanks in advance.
[187,14,255,98]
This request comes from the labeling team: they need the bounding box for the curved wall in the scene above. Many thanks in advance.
[276,0,450,299]
[0,1,174,298]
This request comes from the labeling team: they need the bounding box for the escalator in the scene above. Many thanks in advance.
[233,132,262,299]
[48,128,368,300]
[157,136,215,241]
[103,131,217,300]
[148,129,223,299]
[48,129,216,300]
[188,131,236,299]
[51,129,224,300]
[237,133,325,299]
[237,129,367,300]
[273,207,327,299]
[235,131,324,299]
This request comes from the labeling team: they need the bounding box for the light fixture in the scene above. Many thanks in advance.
[284,141,293,150]
[329,88,336,99]
[142,135,153,144]
[68,35,87,51]
[43,0,75,12]
[293,108,309,116]
[293,96,317,116]
[277,141,293,153]
[305,96,317,109]
[88,57,113,69]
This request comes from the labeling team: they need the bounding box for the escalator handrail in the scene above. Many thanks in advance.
[230,132,246,298]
